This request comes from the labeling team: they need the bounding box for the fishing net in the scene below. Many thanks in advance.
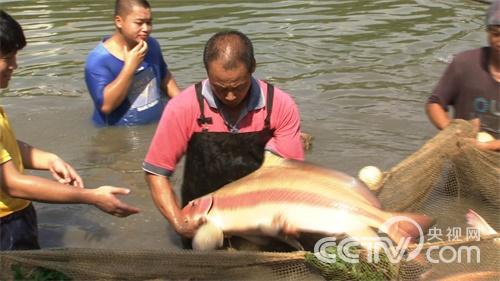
[1,119,499,281]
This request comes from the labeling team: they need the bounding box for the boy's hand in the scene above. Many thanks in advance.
[470,118,481,135]
[48,157,84,188]
[92,186,140,217]
[123,40,148,71]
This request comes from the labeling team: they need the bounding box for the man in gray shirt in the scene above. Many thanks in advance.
[426,0,500,151]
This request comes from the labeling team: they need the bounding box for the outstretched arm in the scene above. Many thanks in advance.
[0,160,139,217]
[17,140,83,187]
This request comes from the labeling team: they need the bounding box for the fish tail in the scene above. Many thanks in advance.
[466,209,497,235]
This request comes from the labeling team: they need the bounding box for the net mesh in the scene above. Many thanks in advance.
[1,119,499,281]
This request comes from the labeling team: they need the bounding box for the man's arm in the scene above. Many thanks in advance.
[0,160,139,217]
[17,140,83,187]
[426,53,460,131]
[100,40,148,114]
[426,107,500,151]
[145,172,202,237]
[162,69,180,98]
[266,88,304,160]
[425,103,451,130]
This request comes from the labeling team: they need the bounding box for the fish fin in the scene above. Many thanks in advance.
[238,235,274,246]
[238,235,303,251]
[346,227,381,251]
[466,209,497,235]
[385,213,434,244]
[275,235,304,251]
[232,235,303,251]
[348,227,431,276]
[256,215,303,250]
[258,222,280,237]
[258,213,297,236]
[350,179,382,208]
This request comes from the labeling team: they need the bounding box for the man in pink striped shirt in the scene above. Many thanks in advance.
[143,30,304,244]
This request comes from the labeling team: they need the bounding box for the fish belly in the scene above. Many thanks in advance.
[209,202,386,237]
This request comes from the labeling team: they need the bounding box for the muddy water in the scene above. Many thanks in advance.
[0,0,490,249]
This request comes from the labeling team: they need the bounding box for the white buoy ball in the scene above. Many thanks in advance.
[192,220,224,251]
[358,166,383,190]
[476,131,495,143]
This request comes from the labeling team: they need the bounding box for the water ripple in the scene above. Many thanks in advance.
[2,0,488,166]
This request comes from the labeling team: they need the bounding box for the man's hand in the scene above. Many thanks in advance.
[91,186,140,217]
[48,157,84,188]
[123,40,148,71]
[463,137,500,152]
[463,119,499,151]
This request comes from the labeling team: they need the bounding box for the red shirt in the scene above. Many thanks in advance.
[143,79,304,176]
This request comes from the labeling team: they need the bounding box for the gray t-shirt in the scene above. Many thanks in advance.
[428,47,500,138]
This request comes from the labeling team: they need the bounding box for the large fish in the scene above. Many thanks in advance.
[182,153,433,250]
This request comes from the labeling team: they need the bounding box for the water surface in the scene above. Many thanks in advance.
[0,0,489,249]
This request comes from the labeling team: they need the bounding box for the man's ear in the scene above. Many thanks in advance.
[115,15,123,29]
[250,58,256,74]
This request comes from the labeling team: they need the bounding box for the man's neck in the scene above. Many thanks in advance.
[221,103,245,126]
[104,33,133,60]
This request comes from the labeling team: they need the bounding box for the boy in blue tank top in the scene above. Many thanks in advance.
[85,0,180,126]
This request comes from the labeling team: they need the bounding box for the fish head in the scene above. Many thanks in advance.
[181,194,213,222]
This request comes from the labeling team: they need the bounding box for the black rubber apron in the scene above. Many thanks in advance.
[181,82,274,207]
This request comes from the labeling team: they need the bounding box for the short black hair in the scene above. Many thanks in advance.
[203,30,255,73]
[0,10,26,55]
[114,0,151,17]
[486,0,500,26]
